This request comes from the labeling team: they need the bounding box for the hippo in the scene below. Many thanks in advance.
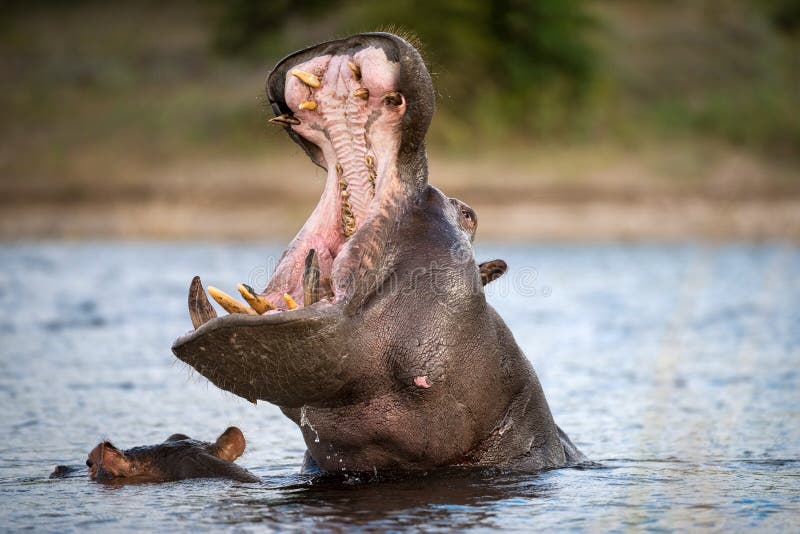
[84,427,259,483]
[172,32,584,474]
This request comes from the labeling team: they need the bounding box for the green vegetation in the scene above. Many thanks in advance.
[587,1,800,158]
[211,0,596,144]
[208,0,800,154]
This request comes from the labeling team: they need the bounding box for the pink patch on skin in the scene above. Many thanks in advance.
[413,375,431,389]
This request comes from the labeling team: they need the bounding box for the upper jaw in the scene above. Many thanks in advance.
[266,32,435,178]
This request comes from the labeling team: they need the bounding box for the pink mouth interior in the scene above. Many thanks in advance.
[260,46,407,310]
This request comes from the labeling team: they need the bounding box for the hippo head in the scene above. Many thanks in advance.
[171,33,489,405]
[86,427,252,483]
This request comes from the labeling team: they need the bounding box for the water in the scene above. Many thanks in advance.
[1,242,798,531]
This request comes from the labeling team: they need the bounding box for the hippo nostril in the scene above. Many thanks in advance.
[86,459,93,467]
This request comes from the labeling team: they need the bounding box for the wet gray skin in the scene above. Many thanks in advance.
[172,32,583,474]
[85,427,259,484]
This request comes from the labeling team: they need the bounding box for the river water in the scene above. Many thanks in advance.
[1,242,798,531]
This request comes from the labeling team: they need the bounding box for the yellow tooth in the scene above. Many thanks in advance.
[236,283,275,314]
[348,61,361,80]
[291,69,321,88]
[207,286,256,315]
[283,293,299,310]
[336,163,343,176]
[365,154,375,168]
[298,100,317,111]
[353,88,369,100]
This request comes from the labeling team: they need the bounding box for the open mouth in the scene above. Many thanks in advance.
[185,42,409,329]
[171,34,511,409]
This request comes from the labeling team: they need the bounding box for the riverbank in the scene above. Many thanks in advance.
[4,199,798,242]
[2,143,798,242]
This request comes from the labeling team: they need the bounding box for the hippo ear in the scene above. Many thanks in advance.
[213,427,246,462]
[98,442,133,477]
[479,259,508,286]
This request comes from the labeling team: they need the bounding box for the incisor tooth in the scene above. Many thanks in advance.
[283,293,299,310]
[207,286,256,315]
[348,61,361,80]
[353,88,369,100]
[298,100,317,111]
[291,68,321,88]
[236,283,275,314]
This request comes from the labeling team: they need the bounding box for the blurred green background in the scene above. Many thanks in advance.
[1,0,799,240]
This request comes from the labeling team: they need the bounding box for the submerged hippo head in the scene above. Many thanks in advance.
[86,427,258,483]
[172,33,582,473]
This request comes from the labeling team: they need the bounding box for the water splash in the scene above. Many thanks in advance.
[300,405,320,443]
